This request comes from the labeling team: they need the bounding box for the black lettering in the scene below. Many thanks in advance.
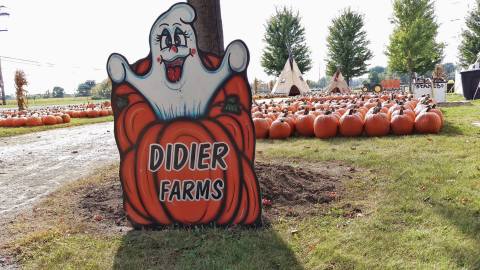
[197,143,210,170]
[182,180,195,201]
[195,179,211,200]
[189,143,198,170]
[159,181,170,201]
[173,144,188,171]
[211,179,224,200]
[149,144,164,172]
[165,144,173,171]
[212,143,229,170]
[168,180,181,202]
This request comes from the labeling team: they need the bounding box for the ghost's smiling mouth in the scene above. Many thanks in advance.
[164,56,187,83]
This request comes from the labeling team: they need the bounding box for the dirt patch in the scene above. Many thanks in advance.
[256,161,355,221]
[75,160,356,229]
[78,177,129,228]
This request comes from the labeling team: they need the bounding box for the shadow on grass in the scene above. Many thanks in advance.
[441,121,465,136]
[113,227,303,270]
[432,201,480,268]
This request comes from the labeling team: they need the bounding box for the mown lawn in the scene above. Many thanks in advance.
[1,97,109,108]
[0,116,113,138]
[2,95,479,270]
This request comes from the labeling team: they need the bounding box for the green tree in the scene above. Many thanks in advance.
[325,8,373,86]
[459,1,480,68]
[52,86,64,98]
[91,79,112,99]
[261,7,312,76]
[386,0,444,90]
[368,66,386,85]
[76,80,95,97]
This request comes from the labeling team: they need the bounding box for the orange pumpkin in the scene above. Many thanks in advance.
[364,107,390,137]
[253,118,270,139]
[26,117,43,127]
[339,109,364,137]
[391,108,414,135]
[55,116,64,124]
[295,110,315,137]
[61,114,71,123]
[313,111,338,139]
[269,119,291,139]
[42,115,57,125]
[415,108,442,134]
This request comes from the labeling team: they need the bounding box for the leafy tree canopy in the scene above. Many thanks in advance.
[261,7,312,76]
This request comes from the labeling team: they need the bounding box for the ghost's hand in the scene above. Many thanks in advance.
[107,53,130,83]
[225,40,248,73]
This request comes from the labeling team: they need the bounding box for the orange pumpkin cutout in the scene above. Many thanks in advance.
[107,3,261,227]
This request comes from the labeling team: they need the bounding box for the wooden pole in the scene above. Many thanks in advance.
[0,57,5,105]
[187,0,224,55]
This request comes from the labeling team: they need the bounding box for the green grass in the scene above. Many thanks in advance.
[1,97,109,108]
[3,94,480,269]
[0,116,113,137]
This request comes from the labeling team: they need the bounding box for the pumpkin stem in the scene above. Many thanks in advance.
[325,110,332,115]
[304,108,310,115]
[399,107,404,115]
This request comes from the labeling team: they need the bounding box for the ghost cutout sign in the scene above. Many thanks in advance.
[107,3,261,227]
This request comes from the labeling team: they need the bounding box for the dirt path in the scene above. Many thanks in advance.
[0,122,117,219]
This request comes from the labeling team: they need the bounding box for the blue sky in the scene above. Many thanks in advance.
[0,0,473,95]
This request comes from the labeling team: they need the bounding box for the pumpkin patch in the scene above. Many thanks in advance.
[252,93,443,139]
[0,103,113,128]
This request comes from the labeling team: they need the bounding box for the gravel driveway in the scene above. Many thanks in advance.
[0,122,118,219]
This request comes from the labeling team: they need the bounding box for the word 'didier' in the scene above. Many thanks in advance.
[107,3,261,227]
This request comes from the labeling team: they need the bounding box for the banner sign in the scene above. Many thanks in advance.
[107,3,261,227]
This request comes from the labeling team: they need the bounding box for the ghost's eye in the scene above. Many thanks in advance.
[156,29,171,50]
[174,28,188,47]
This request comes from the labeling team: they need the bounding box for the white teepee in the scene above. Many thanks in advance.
[325,70,351,94]
[271,56,310,96]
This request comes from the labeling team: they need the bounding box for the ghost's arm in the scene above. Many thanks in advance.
[107,53,139,84]
[207,40,249,83]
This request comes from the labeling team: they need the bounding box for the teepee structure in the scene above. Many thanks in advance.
[325,70,351,94]
[271,55,310,96]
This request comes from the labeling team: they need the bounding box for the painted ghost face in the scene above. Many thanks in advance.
[107,3,249,120]
[150,7,197,89]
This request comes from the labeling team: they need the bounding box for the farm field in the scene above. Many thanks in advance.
[1,97,109,109]
[0,96,478,269]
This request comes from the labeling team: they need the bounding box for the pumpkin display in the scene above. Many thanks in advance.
[339,109,364,137]
[313,111,338,139]
[112,54,261,227]
[364,107,390,137]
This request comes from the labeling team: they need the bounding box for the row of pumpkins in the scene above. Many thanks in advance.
[252,93,444,139]
[0,102,113,128]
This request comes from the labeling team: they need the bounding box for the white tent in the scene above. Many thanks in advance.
[271,56,310,96]
[325,70,351,94]
[454,71,463,95]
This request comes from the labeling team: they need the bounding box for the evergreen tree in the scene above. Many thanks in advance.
[325,8,373,86]
[386,0,444,89]
[458,0,480,68]
[261,7,312,76]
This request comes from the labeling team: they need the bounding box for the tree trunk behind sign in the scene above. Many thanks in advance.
[0,58,5,105]
[187,0,224,55]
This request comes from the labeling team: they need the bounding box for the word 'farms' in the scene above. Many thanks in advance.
[159,179,224,202]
